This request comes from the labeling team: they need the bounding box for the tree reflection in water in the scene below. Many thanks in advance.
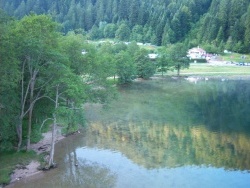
[82,121,250,171]
[83,79,250,171]
[60,150,117,188]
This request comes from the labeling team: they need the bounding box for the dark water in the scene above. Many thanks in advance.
[9,78,250,188]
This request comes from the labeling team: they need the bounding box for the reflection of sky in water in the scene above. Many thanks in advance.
[76,147,250,188]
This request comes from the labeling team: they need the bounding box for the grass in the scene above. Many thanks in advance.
[221,53,249,63]
[0,150,38,185]
[163,63,250,76]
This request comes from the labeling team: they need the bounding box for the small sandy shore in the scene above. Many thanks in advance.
[9,161,41,183]
[9,128,65,184]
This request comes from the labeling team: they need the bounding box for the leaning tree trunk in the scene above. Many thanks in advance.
[26,70,37,151]
[17,63,26,151]
[48,85,59,168]
[48,114,56,168]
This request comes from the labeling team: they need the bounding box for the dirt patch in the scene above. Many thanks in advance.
[30,128,65,154]
[8,127,65,185]
[10,161,41,183]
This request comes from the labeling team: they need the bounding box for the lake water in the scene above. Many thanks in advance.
[8,77,250,188]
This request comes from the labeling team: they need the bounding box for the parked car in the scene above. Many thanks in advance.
[236,62,245,66]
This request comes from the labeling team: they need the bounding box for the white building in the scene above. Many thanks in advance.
[187,46,206,59]
[148,53,158,60]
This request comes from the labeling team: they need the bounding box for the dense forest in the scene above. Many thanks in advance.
[1,0,250,53]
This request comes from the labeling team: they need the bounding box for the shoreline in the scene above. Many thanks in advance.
[151,74,250,80]
[5,74,250,187]
[7,128,65,186]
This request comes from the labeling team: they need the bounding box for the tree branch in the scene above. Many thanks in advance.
[40,118,54,132]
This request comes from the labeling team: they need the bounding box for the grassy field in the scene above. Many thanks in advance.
[221,52,249,63]
[165,63,250,76]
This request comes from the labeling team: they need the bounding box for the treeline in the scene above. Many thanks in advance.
[1,0,250,53]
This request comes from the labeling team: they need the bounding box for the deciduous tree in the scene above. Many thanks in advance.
[134,49,156,79]
[167,43,189,76]
[12,14,61,151]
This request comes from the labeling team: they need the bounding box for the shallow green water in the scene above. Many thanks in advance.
[9,78,250,188]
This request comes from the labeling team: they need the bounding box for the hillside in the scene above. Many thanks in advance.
[1,0,250,53]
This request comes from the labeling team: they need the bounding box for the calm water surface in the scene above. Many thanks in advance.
[9,78,250,188]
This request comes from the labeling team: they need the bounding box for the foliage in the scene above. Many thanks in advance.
[202,44,220,54]
[1,1,250,52]
[156,47,174,76]
[134,49,156,79]
[115,51,136,84]
[166,43,190,76]
[115,23,130,41]
[0,1,215,47]
[11,13,62,151]
[56,106,85,135]
[0,10,20,151]
[0,13,118,152]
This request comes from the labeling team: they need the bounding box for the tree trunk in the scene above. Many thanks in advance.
[17,62,26,151]
[48,114,56,167]
[16,118,23,151]
[48,85,59,168]
[26,72,36,151]
[177,65,180,76]
[26,104,34,150]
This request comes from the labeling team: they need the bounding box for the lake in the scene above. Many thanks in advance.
[8,77,250,188]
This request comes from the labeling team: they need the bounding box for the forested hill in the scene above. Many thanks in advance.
[1,0,250,52]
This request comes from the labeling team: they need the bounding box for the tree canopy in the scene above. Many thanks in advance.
[0,12,161,153]
[0,13,118,152]
[1,0,250,52]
